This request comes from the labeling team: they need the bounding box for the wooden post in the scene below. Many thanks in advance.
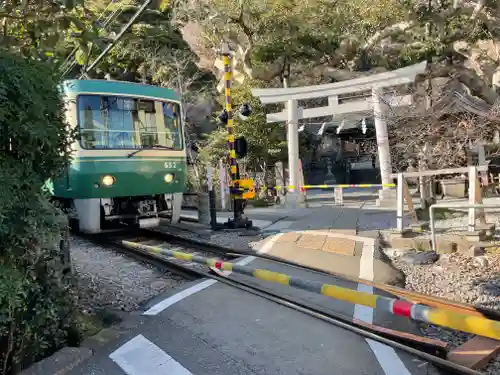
[475,175,486,225]
[397,173,419,234]
[403,178,418,224]
[418,143,432,208]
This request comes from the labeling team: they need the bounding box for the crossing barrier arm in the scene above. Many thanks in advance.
[123,240,500,341]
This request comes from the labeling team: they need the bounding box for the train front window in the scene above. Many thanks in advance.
[77,95,183,150]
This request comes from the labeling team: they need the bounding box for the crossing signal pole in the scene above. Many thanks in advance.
[220,42,253,229]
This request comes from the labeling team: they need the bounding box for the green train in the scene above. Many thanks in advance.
[51,79,187,233]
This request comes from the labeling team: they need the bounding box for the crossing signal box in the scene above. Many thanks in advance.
[234,136,247,159]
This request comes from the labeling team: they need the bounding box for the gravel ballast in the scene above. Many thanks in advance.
[390,248,500,374]
[70,235,186,314]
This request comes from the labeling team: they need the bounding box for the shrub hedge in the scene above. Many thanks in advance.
[0,50,77,374]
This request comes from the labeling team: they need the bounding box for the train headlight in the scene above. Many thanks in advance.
[164,173,174,183]
[102,175,115,186]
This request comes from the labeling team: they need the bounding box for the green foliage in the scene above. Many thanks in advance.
[201,80,287,167]
[0,53,75,184]
[0,51,76,374]
[1,0,87,60]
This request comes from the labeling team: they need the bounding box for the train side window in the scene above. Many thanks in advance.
[79,95,103,149]
[137,100,158,147]
[162,102,182,149]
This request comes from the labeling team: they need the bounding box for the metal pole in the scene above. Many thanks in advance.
[207,165,217,229]
[219,159,227,211]
[221,43,242,222]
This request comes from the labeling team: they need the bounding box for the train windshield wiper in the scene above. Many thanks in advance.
[127,144,174,158]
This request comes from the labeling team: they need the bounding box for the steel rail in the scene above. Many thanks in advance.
[90,232,480,375]
[144,227,500,321]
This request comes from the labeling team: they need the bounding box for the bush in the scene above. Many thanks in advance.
[0,51,77,374]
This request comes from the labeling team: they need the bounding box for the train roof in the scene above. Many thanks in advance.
[61,79,180,101]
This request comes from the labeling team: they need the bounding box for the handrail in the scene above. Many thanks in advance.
[391,166,488,179]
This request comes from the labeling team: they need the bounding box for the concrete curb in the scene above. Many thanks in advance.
[18,315,140,375]
[19,347,93,375]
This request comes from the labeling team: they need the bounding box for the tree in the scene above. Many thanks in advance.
[382,85,500,171]
[200,79,287,168]
[175,0,500,105]
[0,0,92,61]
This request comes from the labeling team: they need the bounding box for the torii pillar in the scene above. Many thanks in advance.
[286,99,301,206]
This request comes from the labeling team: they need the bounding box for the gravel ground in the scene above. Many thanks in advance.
[70,236,186,315]
[156,223,268,251]
[389,247,500,374]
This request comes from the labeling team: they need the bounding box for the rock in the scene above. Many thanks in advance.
[383,248,411,258]
[389,237,415,249]
[400,250,439,265]
[474,256,489,268]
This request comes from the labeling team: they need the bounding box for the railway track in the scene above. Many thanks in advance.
[83,230,238,280]
[146,226,500,322]
[82,228,485,375]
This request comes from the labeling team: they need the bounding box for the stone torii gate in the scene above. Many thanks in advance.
[251,61,427,206]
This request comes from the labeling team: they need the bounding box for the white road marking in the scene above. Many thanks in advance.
[257,233,284,254]
[354,238,411,375]
[143,257,256,315]
[143,279,217,316]
[366,339,413,375]
[109,334,192,375]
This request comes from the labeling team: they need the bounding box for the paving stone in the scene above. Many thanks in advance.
[276,232,301,243]
[468,245,486,257]
[435,239,457,254]
[263,241,405,286]
[475,223,496,236]
[412,238,432,251]
[450,236,472,253]
[322,237,356,256]
[462,230,487,242]
[389,237,415,249]
[328,229,357,235]
[297,233,327,250]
